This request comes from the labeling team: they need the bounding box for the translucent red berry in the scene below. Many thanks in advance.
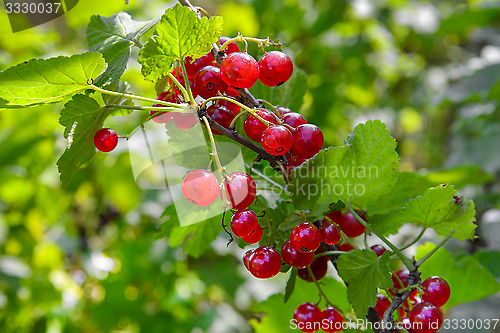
[258,51,293,87]
[370,245,387,257]
[222,171,257,210]
[243,109,278,142]
[150,91,180,123]
[409,302,443,333]
[321,307,344,333]
[242,223,263,244]
[261,125,293,156]
[320,220,341,245]
[207,104,235,135]
[336,243,354,252]
[247,246,282,279]
[276,106,292,116]
[184,53,215,79]
[230,209,259,238]
[281,112,307,129]
[292,124,324,159]
[220,52,259,89]
[421,276,451,307]
[281,240,314,269]
[375,294,391,319]
[171,112,198,129]
[297,255,328,282]
[392,270,410,289]
[293,303,322,333]
[336,211,366,238]
[181,169,219,206]
[194,65,228,99]
[94,128,118,152]
[219,36,240,54]
[290,222,321,253]
[243,249,253,270]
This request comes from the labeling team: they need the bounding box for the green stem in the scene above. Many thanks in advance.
[229,110,248,128]
[415,231,455,267]
[307,266,334,307]
[167,71,190,103]
[201,116,225,183]
[314,250,347,258]
[399,228,427,251]
[195,6,210,17]
[260,99,277,111]
[105,104,182,113]
[180,59,197,106]
[220,34,283,52]
[203,96,273,127]
[91,85,182,108]
[347,205,416,271]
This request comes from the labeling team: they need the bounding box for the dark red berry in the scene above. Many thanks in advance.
[326,211,342,223]
[290,222,321,253]
[243,109,278,142]
[293,303,322,333]
[181,169,219,206]
[220,52,259,89]
[222,171,257,210]
[292,124,324,159]
[261,125,293,156]
[409,302,443,333]
[421,276,451,307]
[247,246,282,279]
[370,245,387,257]
[94,128,118,152]
[297,255,328,282]
[336,243,354,252]
[281,112,307,129]
[242,223,263,244]
[276,106,292,116]
[184,53,215,79]
[320,220,341,245]
[285,153,308,177]
[258,51,293,87]
[171,112,198,129]
[193,65,228,99]
[375,294,391,319]
[243,249,253,270]
[207,104,235,135]
[321,307,344,333]
[215,90,241,114]
[230,209,259,238]
[392,270,409,289]
[219,36,240,54]
[281,240,314,269]
[336,211,366,238]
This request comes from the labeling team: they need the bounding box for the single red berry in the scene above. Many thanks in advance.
[336,243,354,252]
[243,249,253,270]
[284,153,308,177]
[261,125,293,156]
[222,171,257,210]
[292,124,324,159]
[421,276,451,308]
[219,36,240,54]
[370,245,387,257]
[171,112,198,129]
[258,51,293,87]
[276,106,292,116]
[247,246,282,279]
[94,128,118,152]
[326,211,342,223]
[220,52,260,89]
[242,223,263,244]
[406,289,422,308]
[321,307,344,333]
[375,294,391,319]
[281,240,314,269]
[207,104,235,135]
[320,220,341,245]
[293,303,322,333]
[150,91,180,123]
[230,209,259,238]
[215,90,241,114]
[336,211,366,238]
[184,53,215,79]
[281,112,307,129]
[297,255,328,282]
[290,222,322,253]
[181,169,219,206]
[243,109,278,142]
[409,302,443,333]
[194,65,228,99]
[392,270,410,289]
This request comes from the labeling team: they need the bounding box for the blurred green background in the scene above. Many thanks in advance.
[1,0,500,332]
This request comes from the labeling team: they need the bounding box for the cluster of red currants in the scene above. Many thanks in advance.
[293,303,344,333]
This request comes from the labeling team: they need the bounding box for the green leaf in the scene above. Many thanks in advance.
[288,120,399,209]
[101,80,135,116]
[369,185,477,240]
[0,52,105,108]
[422,165,493,189]
[473,250,500,279]
[284,268,297,303]
[56,94,112,187]
[87,12,157,85]
[138,4,223,81]
[416,243,500,308]
[337,250,392,318]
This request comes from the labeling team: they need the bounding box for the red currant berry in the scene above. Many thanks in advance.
[375,294,391,319]
[297,255,328,282]
[276,106,292,116]
[247,246,282,279]
[219,36,240,54]
[181,169,219,206]
[326,211,342,223]
[184,53,215,79]
[285,153,308,177]
[220,52,259,89]
[222,171,257,210]
[230,209,259,238]
[215,90,241,114]
[409,302,443,333]
[258,51,293,87]
[290,222,321,253]
[242,223,263,244]
[171,112,198,129]
[321,307,344,333]
[293,303,322,333]
[370,245,387,257]
[243,109,278,142]
[150,91,180,123]
[392,270,410,289]
[292,124,324,159]
[336,211,366,238]
[94,128,118,152]
[261,125,293,156]
[281,112,307,129]
[320,220,341,245]
[194,65,228,99]
[281,240,314,269]
[336,243,354,252]
[243,249,253,270]
[207,104,235,135]
[401,317,413,332]
[421,276,451,307]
